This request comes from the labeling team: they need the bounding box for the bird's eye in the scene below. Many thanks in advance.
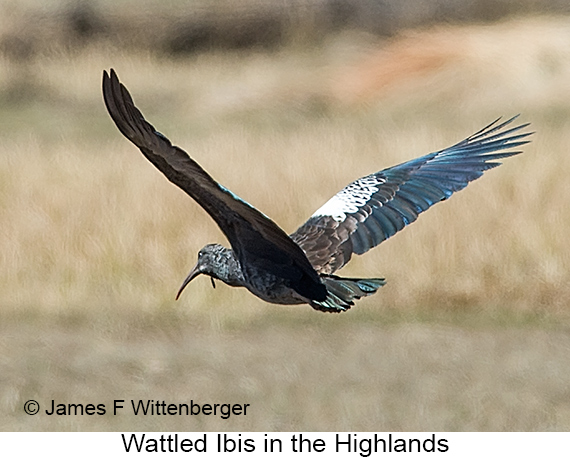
[198,251,203,258]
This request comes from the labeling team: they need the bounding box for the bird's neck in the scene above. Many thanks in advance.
[214,248,246,287]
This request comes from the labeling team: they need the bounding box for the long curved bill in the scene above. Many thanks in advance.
[176,263,201,300]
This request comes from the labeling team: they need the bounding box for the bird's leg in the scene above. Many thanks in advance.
[210,277,216,289]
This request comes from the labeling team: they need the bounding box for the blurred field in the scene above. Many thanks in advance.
[3,0,570,58]
[1,14,570,431]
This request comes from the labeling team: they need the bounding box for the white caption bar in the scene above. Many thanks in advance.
[3,432,568,456]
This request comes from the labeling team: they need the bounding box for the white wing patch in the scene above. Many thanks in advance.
[312,175,386,222]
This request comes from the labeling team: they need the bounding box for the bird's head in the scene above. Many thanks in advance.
[176,244,229,299]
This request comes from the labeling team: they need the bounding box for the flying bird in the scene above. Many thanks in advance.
[102,69,531,313]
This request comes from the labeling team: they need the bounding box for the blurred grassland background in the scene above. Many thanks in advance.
[1,0,570,431]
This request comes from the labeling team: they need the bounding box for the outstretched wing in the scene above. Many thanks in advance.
[103,69,325,301]
[291,117,532,274]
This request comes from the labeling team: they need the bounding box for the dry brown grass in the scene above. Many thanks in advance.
[1,17,570,431]
[3,312,570,431]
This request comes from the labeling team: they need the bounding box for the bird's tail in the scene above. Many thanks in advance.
[310,275,386,313]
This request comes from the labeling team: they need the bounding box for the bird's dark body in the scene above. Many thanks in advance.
[102,69,531,313]
[240,261,308,304]
[243,272,309,305]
